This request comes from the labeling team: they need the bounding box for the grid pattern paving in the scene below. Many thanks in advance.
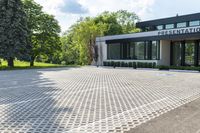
[0,67,200,133]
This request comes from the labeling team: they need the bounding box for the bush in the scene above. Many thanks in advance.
[158,65,170,70]
[133,62,137,69]
[107,62,111,66]
[121,62,125,67]
[128,62,133,67]
[125,62,129,67]
[111,61,114,66]
[103,61,106,66]
[61,61,66,65]
[153,62,156,68]
[115,62,120,67]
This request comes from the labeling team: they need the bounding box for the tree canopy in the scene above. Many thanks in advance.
[23,0,61,66]
[0,0,30,67]
[60,10,140,65]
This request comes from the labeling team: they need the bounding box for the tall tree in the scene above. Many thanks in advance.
[60,10,140,65]
[23,0,61,66]
[0,0,29,67]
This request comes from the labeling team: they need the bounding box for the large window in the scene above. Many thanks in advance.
[177,22,187,28]
[156,25,164,30]
[107,43,121,59]
[189,20,200,27]
[199,42,200,66]
[152,41,160,60]
[129,42,136,59]
[172,42,182,66]
[135,42,145,60]
[165,24,174,29]
[107,41,160,61]
[185,41,195,66]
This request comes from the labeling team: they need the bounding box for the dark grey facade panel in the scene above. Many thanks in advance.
[136,12,200,28]
[106,33,200,44]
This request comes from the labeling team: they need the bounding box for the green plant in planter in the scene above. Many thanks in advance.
[103,61,107,66]
[128,62,133,67]
[125,62,129,67]
[133,62,137,69]
[153,62,156,68]
[111,61,114,66]
[107,62,111,66]
[115,62,120,67]
[121,62,125,67]
[158,65,170,70]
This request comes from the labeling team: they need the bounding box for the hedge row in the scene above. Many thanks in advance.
[103,61,156,68]
[157,65,200,71]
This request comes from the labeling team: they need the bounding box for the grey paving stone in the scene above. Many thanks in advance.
[0,67,200,133]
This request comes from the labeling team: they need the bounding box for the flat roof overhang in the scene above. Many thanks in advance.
[136,12,200,29]
[96,26,200,44]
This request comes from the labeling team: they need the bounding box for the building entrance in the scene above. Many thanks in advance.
[171,40,199,66]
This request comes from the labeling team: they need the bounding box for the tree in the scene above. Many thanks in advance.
[23,0,61,66]
[0,0,29,67]
[115,10,140,33]
[60,10,140,65]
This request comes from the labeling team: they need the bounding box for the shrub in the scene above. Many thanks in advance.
[147,63,153,68]
[153,62,157,68]
[115,62,120,67]
[158,65,170,70]
[111,61,114,66]
[103,61,107,66]
[133,62,137,69]
[121,62,125,67]
[61,61,66,65]
[128,62,133,67]
[125,62,129,67]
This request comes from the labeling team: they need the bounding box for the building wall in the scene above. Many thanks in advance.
[96,40,171,66]
[157,40,171,66]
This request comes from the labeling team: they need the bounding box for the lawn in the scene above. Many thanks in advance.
[0,60,72,70]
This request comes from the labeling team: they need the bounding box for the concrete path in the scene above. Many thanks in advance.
[126,97,200,133]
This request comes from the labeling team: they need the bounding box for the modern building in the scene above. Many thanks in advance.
[95,13,200,66]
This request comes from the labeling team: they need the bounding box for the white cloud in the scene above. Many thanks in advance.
[35,0,156,32]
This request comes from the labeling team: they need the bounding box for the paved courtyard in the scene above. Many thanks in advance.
[0,67,200,133]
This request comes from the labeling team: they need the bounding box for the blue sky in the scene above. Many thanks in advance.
[34,0,200,32]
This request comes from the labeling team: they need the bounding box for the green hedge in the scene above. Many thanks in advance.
[103,61,156,69]
[103,61,200,71]
[157,65,200,71]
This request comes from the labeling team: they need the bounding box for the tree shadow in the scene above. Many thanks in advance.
[0,68,77,132]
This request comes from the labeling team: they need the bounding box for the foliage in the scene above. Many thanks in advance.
[0,0,30,67]
[61,10,140,65]
[23,0,61,66]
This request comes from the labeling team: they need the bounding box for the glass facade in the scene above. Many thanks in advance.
[199,42,200,66]
[156,25,164,30]
[107,41,160,60]
[135,42,145,60]
[171,41,200,66]
[152,41,160,60]
[177,22,187,28]
[172,42,182,66]
[185,41,195,66]
[107,43,121,60]
[189,20,200,27]
[165,24,174,29]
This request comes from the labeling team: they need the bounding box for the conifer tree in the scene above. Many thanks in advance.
[0,0,30,67]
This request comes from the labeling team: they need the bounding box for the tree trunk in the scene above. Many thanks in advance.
[30,56,35,67]
[7,57,14,67]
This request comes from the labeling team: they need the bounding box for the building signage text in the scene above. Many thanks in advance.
[158,27,200,36]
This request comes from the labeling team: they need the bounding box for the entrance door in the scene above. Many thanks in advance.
[185,41,195,66]
[172,42,182,66]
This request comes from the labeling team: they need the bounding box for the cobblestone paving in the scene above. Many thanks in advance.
[0,67,200,133]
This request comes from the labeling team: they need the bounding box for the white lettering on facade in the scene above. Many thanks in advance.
[158,27,200,36]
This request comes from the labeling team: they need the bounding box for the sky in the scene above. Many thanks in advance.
[34,0,200,32]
